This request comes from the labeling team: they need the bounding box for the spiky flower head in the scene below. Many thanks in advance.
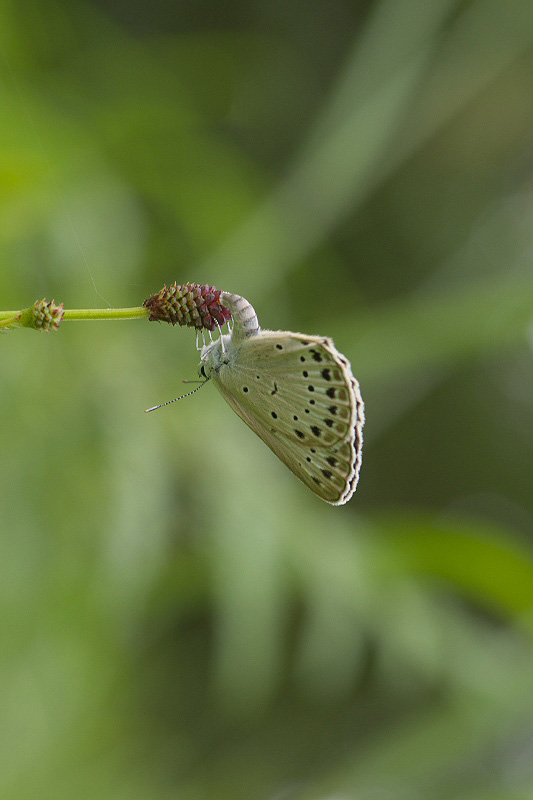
[143,282,231,332]
[31,299,65,332]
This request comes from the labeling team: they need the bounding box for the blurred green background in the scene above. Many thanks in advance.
[1,0,533,798]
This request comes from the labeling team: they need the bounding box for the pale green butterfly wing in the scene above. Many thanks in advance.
[209,330,364,505]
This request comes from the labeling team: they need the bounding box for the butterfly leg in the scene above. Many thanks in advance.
[216,322,226,354]
[196,330,208,351]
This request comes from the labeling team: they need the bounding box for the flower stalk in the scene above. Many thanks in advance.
[0,302,149,331]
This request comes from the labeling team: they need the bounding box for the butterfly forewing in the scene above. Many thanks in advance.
[210,331,364,504]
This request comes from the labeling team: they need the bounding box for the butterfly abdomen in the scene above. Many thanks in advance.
[220,292,260,339]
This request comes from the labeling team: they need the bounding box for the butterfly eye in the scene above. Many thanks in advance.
[199,365,206,378]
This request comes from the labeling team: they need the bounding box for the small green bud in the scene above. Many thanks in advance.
[31,299,65,331]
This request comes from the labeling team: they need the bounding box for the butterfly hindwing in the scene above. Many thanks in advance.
[210,331,364,505]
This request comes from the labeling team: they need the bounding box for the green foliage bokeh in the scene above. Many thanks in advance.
[1,1,532,798]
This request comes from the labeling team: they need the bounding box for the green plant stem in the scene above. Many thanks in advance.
[63,307,150,321]
[0,306,150,325]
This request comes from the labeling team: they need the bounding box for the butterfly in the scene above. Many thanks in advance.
[195,292,364,505]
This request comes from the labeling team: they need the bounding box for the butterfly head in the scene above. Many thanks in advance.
[198,332,234,379]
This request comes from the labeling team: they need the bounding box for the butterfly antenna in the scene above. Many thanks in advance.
[145,378,210,413]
